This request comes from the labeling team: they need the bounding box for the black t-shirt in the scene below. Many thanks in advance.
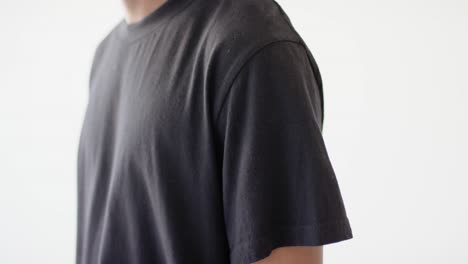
[76,0,353,263]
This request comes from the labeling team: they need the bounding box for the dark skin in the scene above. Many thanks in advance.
[252,246,323,264]
[122,0,325,263]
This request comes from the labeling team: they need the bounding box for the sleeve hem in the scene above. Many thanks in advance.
[229,217,353,264]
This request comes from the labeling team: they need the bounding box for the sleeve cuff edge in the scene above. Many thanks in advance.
[229,217,353,264]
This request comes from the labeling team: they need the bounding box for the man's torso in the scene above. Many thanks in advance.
[76,0,308,263]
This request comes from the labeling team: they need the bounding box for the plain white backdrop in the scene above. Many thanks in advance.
[1,0,467,263]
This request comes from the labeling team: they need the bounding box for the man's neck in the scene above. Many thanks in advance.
[122,0,168,24]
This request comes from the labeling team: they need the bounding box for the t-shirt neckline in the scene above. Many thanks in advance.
[116,0,193,43]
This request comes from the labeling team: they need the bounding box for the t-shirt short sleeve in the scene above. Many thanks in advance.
[214,40,353,264]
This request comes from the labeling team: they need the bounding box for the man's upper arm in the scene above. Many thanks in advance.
[215,40,353,264]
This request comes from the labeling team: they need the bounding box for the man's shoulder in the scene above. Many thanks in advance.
[196,0,313,121]
[201,0,305,85]
[206,0,302,51]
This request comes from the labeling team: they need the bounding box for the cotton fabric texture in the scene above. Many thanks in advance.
[76,0,353,263]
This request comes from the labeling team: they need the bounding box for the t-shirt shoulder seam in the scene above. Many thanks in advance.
[213,39,307,125]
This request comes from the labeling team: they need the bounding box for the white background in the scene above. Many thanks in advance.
[1,0,467,263]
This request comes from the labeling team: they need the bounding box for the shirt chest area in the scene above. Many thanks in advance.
[81,47,206,160]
